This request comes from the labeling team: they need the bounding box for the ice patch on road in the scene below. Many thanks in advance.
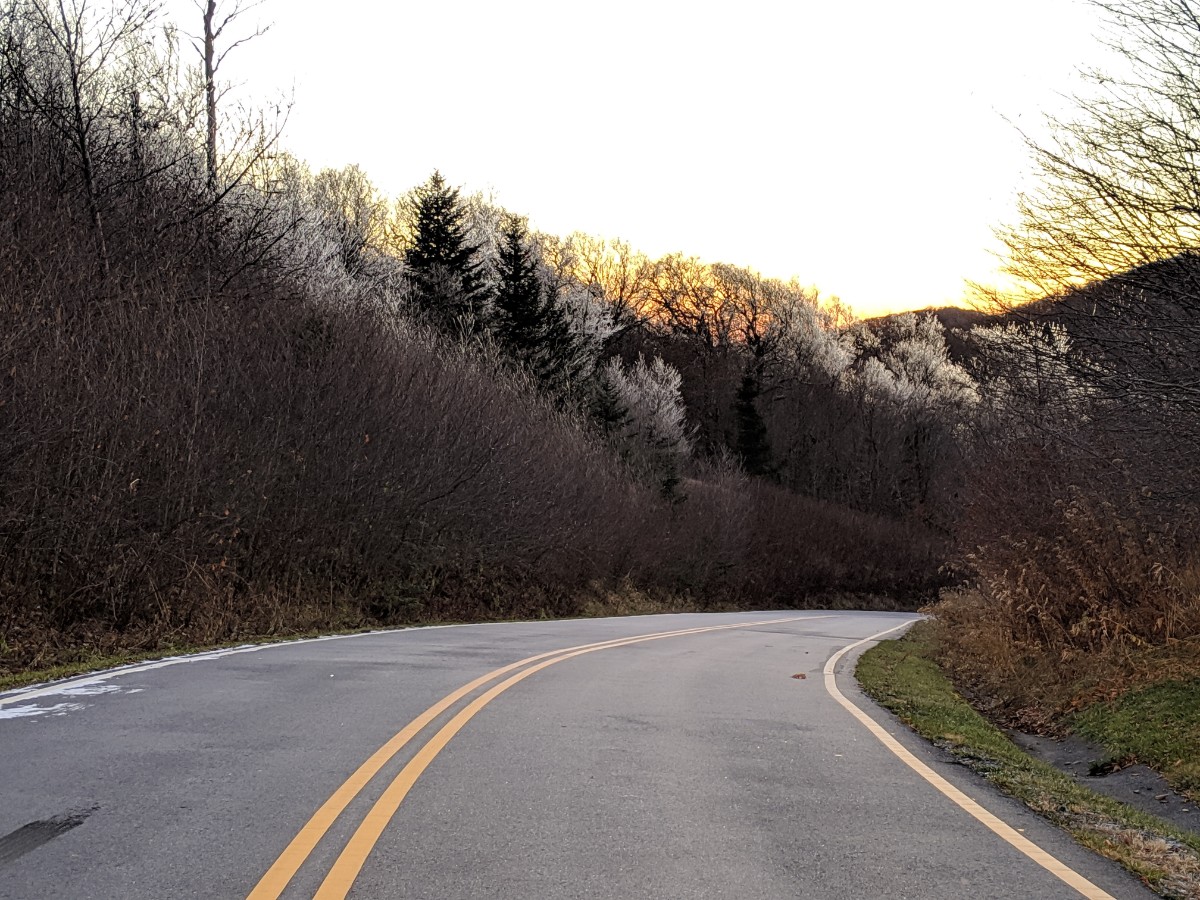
[56,684,126,698]
[0,682,148,719]
[0,617,652,712]
[0,702,87,719]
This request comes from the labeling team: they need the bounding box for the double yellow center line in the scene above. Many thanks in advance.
[247,615,814,899]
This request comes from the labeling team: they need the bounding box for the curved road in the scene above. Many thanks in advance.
[0,611,1152,898]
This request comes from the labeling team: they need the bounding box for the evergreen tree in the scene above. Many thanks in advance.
[494,214,544,356]
[735,368,772,477]
[537,291,578,392]
[404,171,491,335]
[493,215,579,393]
[590,366,631,435]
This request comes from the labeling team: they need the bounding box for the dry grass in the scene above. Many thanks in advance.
[940,430,1200,730]
[928,587,1200,729]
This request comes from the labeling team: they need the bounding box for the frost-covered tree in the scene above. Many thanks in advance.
[770,290,854,384]
[530,232,622,385]
[310,164,388,276]
[601,355,691,494]
[458,190,504,277]
[548,281,618,379]
[8,0,162,270]
[969,322,1090,435]
[834,314,979,511]
[864,314,979,414]
[260,155,346,289]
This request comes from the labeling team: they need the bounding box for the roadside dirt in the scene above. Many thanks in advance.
[1009,729,1200,836]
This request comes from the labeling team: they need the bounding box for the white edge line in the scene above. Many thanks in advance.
[1,610,846,707]
[823,625,1117,900]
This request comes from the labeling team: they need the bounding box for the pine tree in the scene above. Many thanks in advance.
[493,215,579,393]
[536,291,579,392]
[404,171,491,335]
[494,215,544,356]
[590,367,631,435]
[735,368,772,477]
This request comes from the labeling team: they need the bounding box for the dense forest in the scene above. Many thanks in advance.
[1,0,1196,705]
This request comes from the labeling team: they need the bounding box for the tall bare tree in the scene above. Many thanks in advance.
[195,0,265,195]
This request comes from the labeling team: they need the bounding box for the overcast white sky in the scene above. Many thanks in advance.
[166,0,1114,316]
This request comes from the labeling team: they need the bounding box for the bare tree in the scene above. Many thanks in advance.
[556,232,654,328]
[994,0,1200,487]
[999,0,1200,298]
[195,0,265,195]
[15,0,159,271]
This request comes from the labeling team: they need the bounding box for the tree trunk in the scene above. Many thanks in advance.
[203,0,217,195]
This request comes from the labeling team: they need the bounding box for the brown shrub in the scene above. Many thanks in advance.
[938,436,1200,723]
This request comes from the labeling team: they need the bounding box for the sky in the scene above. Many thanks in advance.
[164,0,1115,317]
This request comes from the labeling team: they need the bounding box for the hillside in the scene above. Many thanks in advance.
[0,0,953,676]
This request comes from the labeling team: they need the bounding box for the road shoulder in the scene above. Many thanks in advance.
[855,622,1200,899]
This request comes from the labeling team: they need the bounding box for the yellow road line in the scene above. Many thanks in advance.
[823,625,1118,900]
[309,615,813,899]
[249,614,819,899]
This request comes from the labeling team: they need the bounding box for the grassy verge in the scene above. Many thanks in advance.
[857,622,1200,899]
[1074,679,1200,803]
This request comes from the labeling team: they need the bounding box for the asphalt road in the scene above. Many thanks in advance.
[0,611,1155,899]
